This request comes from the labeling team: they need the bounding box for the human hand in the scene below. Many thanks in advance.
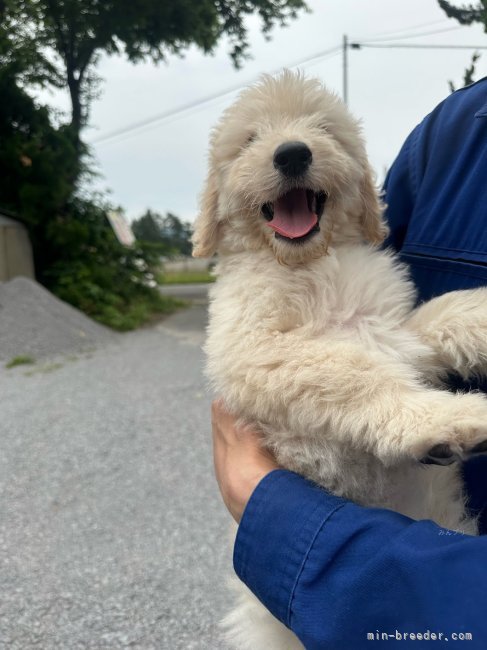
[211,400,279,523]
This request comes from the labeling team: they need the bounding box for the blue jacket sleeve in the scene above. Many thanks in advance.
[234,469,487,649]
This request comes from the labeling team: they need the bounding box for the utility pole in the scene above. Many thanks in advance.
[342,34,348,105]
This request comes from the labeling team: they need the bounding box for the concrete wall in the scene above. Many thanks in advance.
[0,214,35,282]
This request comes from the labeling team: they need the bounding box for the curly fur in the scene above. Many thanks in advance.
[194,71,487,650]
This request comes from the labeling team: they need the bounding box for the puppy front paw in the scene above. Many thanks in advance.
[376,391,487,466]
[409,288,487,380]
[420,440,487,465]
[409,392,487,465]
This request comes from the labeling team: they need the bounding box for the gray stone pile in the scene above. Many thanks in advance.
[0,276,114,362]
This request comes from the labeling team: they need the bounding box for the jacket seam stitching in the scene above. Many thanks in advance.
[286,501,347,629]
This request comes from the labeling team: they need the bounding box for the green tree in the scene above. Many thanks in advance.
[46,200,181,330]
[438,0,485,89]
[448,51,481,92]
[7,0,308,148]
[132,210,193,256]
[0,19,176,327]
[438,0,487,27]
[0,4,79,279]
[132,210,166,246]
[160,213,193,256]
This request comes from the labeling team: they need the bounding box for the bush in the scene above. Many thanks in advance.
[45,199,183,330]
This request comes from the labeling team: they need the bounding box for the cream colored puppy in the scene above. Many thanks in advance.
[193,71,487,650]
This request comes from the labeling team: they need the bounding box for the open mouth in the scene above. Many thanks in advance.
[262,189,327,244]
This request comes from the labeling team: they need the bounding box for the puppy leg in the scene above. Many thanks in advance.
[222,578,304,650]
[220,334,487,467]
[406,288,487,380]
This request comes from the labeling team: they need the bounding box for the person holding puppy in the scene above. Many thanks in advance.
[212,77,487,649]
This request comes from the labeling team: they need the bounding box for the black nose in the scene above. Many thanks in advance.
[273,141,312,177]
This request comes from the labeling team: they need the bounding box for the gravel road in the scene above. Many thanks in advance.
[0,292,233,649]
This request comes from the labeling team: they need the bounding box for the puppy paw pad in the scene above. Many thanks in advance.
[421,443,457,466]
[471,440,487,454]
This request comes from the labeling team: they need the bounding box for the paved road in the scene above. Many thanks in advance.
[159,283,211,304]
[159,284,210,340]
[0,288,234,649]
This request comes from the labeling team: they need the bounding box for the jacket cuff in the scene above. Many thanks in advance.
[233,469,346,626]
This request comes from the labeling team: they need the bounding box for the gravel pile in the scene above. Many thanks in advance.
[0,276,114,362]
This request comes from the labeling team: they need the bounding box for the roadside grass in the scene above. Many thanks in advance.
[159,270,215,284]
[24,362,64,376]
[6,355,36,369]
[54,275,186,331]
[96,294,186,331]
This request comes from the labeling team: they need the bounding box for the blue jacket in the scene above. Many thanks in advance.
[233,78,487,649]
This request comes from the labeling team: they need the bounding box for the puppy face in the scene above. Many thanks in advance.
[193,71,387,263]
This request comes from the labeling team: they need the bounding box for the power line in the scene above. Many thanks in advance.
[91,45,341,145]
[341,25,464,102]
[352,42,487,50]
[279,44,342,70]
[91,84,246,145]
[91,23,486,146]
[343,40,487,99]
[364,24,463,43]
[304,49,341,68]
[102,49,342,145]
[360,18,452,41]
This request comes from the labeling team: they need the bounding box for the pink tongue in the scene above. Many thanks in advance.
[267,189,318,239]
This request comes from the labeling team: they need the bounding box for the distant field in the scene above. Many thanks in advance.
[160,270,215,284]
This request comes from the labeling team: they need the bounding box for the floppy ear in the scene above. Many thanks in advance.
[360,165,389,245]
[192,170,220,258]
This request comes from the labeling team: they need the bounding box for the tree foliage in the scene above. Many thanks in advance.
[448,51,482,92]
[438,0,487,28]
[5,0,307,142]
[0,22,174,328]
[438,0,485,90]
[131,210,167,247]
[0,9,79,277]
[46,200,181,330]
[132,210,193,256]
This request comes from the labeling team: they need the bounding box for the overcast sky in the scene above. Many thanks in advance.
[41,0,486,223]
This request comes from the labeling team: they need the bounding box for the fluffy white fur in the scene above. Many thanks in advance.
[193,71,487,650]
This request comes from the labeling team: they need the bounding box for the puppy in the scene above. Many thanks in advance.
[193,71,487,650]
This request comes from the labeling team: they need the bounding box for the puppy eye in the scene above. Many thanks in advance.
[239,133,256,153]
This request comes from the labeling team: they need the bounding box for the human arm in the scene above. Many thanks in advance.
[235,468,487,649]
[212,401,487,648]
